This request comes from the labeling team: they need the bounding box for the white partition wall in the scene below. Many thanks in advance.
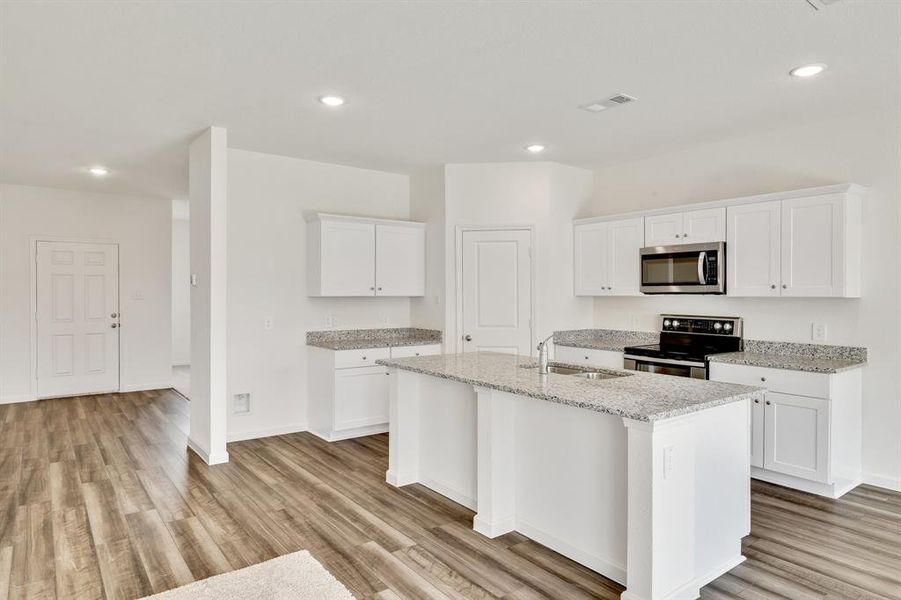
[188,127,229,465]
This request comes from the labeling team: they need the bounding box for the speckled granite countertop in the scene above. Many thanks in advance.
[377,351,762,422]
[553,328,658,351]
[307,328,442,351]
[708,340,867,374]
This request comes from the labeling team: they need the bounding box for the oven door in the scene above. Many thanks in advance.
[623,355,708,379]
[640,242,725,294]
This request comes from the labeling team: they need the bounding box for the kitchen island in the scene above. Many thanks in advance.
[377,351,763,600]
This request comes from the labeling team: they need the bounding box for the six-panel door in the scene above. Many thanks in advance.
[36,241,120,398]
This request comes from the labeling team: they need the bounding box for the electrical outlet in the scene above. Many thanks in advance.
[264,317,274,330]
[663,446,674,479]
[233,393,251,414]
[325,314,338,328]
[812,322,827,343]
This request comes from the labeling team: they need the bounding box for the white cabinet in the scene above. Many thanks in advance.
[554,346,623,369]
[709,362,862,498]
[727,192,861,298]
[645,208,725,246]
[309,343,441,441]
[306,214,426,297]
[573,217,643,296]
[727,200,781,297]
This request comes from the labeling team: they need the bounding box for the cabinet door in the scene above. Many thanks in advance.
[573,222,609,295]
[375,223,425,296]
[781,194,843,297]
[750,396,765,468]
[644,213,684,246]
[606,217,644,296]
[320,219,376,296]
[683,207,726,243]
[727,201,781,297]
[333,366,389,431]
[764,392,829,483]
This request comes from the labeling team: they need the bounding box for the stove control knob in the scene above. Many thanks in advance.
[713,322,722,331]
[663,319,672,328]
[671,320,680,328]
[723,323,733,332]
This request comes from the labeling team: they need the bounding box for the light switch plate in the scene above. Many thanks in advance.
[264,317,274,330]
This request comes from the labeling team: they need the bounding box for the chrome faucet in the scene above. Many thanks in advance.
[537,333,555,375]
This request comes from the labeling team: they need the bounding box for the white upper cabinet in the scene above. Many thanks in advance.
[573,222,608,295]
[645,208,725,246]
[644,213,684,246]
[375,223,426,296]
[727,200,781,297]
[728,190,861,298]
[307,214,426,297]
[574,217,643,296]
[684,207,727,243]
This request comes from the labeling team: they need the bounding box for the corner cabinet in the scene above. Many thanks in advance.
[574,217,644,296]
[306,213,425,297]
[727,189,862,298]
[709,362,862,498]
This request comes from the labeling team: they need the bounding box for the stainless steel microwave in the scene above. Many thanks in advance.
[639,242,725,294]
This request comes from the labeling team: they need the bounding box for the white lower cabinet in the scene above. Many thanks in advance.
[554,345,623,369]
[309,343,442,441]
[710,362,861,498]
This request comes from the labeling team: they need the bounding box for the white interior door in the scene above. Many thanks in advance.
[36,241,119,398]
[461,229,532,355]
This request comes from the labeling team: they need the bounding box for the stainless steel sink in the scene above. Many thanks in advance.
[524,364,624,380]
[574,371,619,380]
[542,365,586,375]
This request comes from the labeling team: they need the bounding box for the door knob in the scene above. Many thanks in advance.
[111,312,118,318]
[464,334,472,342]
[111,323,118,329]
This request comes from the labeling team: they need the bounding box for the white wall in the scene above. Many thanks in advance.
[409,167,446,334]
[226,148,411,441]
[587,109,901,490]
[0,183,172,401]
[171,204,191,366]
[440,162,595,353]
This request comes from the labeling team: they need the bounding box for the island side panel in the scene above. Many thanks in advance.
[386,368,420,486]
[474,387,516,538]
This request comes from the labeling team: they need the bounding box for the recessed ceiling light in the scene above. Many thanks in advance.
[525,144,545,153]
[88,166,110,177]
[319,95,346,107]
[790,63,827,78]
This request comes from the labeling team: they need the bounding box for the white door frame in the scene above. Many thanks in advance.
[29,235,121,401]
[453,225,536,355]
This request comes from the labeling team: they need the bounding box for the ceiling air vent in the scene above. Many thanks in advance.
[579,93,637,113]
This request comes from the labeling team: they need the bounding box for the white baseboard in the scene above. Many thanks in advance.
[515,518,627,586]
[187,437,229,465]
[309,424,388,442]
[172,361,191,368]
[419,476,477,511]
[119,381,173,393]
[751,468,861,499]
[227,423,307,443]
[473,514,515,539]
[863,472,901,492]
[0,393,35,405]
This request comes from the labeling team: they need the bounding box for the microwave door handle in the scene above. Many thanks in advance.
[697,251,707,284]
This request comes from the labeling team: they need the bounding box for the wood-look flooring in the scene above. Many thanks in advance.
[0,389,899,599]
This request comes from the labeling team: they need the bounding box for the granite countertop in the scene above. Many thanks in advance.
[553,328,658,351]
[377,351,762,422]
[306,327,442,351]
[707,340,867,374]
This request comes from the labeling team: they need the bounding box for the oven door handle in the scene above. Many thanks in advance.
[697,251,707,284]
[623,354,707,368]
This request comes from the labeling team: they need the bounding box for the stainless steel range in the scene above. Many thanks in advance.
[623,314,743,379]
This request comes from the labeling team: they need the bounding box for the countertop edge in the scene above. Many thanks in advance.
[707,353,867,374]
[308,339,443,351]
[377,358,763,422]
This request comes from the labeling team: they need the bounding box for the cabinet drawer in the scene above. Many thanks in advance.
[334,347,390,369]
[390,344,442,359]
[555,346,624,370]
[709,362,829,398]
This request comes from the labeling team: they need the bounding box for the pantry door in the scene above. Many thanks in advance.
[35,241,120,398]
[460,228,533,355]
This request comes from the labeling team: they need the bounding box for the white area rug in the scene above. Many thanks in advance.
[142,550,355,600]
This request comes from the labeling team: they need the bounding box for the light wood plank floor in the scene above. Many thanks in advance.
[0,389,899,599]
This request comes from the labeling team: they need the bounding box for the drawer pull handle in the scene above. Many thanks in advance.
[584,356,589,360]
[415,352,420,356]
[766,400,772,406]
[753,399,760,404]
[362,356,367,360]
[760,377,766,382]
